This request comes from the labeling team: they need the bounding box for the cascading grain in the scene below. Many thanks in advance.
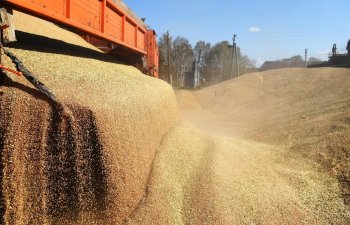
[0,81,108,224]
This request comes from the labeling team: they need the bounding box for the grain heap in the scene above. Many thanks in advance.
[111,0,146,27]
[1,10,350,225]
[0,11,178,224]
[127,123,350,224]
[177,68,350,214]
[174,90,201,110]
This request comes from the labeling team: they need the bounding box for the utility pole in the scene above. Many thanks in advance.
[233,34,239,77]
[167,31,172,86]
[230,37,234,79]
[194,49,201,88]
[305,48,308,68]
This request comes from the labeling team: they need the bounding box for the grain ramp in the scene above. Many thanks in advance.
[0,11,178,224]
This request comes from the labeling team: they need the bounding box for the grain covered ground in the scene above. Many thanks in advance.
[169,68,350,224]
[0,11,349,225]
[176,69,350,203]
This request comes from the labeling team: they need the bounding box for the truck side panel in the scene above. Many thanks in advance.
[2,0,159,77]
[3,0,146,54]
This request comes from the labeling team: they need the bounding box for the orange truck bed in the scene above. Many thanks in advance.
[2,0,159,77]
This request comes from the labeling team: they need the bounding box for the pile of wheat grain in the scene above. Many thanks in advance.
[178,67,350,209]
[111,0,146,27]
[1,11,349,225]
[0,11,178,224]
[174,90,201,110]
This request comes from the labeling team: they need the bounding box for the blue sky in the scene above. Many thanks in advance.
[124,0,350,65]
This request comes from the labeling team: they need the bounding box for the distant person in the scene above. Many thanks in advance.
[332,44,337,56]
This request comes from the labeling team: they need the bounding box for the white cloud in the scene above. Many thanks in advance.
[249,27,261,33]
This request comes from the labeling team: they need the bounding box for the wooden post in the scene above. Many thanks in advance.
[305,48,308,68]
[0,7,16,45]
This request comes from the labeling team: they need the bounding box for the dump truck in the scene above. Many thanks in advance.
[0,0,159,77]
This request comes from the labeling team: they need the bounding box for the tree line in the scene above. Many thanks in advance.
[157,32,256,87]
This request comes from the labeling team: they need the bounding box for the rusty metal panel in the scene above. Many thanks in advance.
[70,0,101,31]
[137,28,145,50]
[105,5,122,40]
[124,18,135,46]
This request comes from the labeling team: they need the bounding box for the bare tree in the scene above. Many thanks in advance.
[280,55,304,62]
[308,56,321,62]
[204,41,231,82]
[158,32,173,82]
[171,36,193,87]
[240,54,257,74]
[158,34,256,87]
[193,41,211,84]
